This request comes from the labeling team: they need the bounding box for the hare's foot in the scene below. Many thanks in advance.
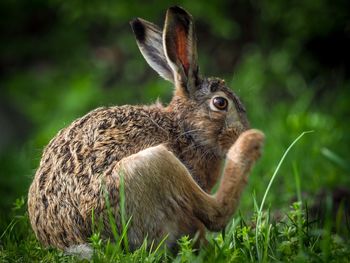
[226,129,265,176]
[65,244,93,260]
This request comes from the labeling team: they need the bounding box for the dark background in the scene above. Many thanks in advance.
[1,0,349,228]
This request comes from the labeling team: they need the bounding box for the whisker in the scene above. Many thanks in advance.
[179,138,212,156]
[175,129,203,141]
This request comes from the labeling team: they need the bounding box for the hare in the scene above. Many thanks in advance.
[28,6,264,253]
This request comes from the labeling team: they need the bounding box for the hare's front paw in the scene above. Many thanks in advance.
[227,129,265,164]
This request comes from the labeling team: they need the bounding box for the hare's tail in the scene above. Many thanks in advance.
[65,244,93,260]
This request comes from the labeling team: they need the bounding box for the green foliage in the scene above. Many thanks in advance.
[1,197,349,262]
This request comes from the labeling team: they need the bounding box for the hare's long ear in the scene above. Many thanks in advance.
[130,18,174,82]
[163,6,199,95]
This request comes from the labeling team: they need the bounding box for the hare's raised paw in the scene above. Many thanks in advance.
[227,129,265,164]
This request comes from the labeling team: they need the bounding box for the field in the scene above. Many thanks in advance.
[1,0,349,262]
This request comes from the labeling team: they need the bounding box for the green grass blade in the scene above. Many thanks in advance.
[293,162,304,253]
[259,131,313,213]
[119,173,130,253]
[321,147,350,172]
[102,184,120,246]
[256,131,313,262]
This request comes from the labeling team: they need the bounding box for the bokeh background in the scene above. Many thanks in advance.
[1,0,349,229]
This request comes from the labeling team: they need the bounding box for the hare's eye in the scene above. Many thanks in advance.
[212,97,228,111]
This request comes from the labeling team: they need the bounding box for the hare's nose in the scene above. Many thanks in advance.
[225,107,239,127]
[239,114,250,131]
[225,116,247,135]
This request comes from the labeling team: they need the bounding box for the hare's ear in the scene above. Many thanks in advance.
[163,6,199,95]
[130,18,174,82]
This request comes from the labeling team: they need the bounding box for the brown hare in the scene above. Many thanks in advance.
[28,6,264,254]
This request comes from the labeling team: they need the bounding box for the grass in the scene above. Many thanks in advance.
[1,133,349,262]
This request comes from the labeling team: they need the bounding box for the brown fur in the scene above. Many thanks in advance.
[27,6,264,251]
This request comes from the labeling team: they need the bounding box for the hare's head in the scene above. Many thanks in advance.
[131,6,249,157]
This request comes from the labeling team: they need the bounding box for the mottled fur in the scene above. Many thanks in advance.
[28,6,264,252]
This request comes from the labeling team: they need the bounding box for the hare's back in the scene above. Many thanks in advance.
[38,104,172,181]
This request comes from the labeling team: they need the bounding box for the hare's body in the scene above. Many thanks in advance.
[28,6,264,252]
[28,102,221,248]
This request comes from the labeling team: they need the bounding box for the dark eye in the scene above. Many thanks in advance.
[212,97,228,111]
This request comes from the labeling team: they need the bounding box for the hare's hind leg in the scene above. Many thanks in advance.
[112,145,217,250]
[111,130,263,250]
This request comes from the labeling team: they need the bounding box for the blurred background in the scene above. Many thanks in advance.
[0,0,349,228]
